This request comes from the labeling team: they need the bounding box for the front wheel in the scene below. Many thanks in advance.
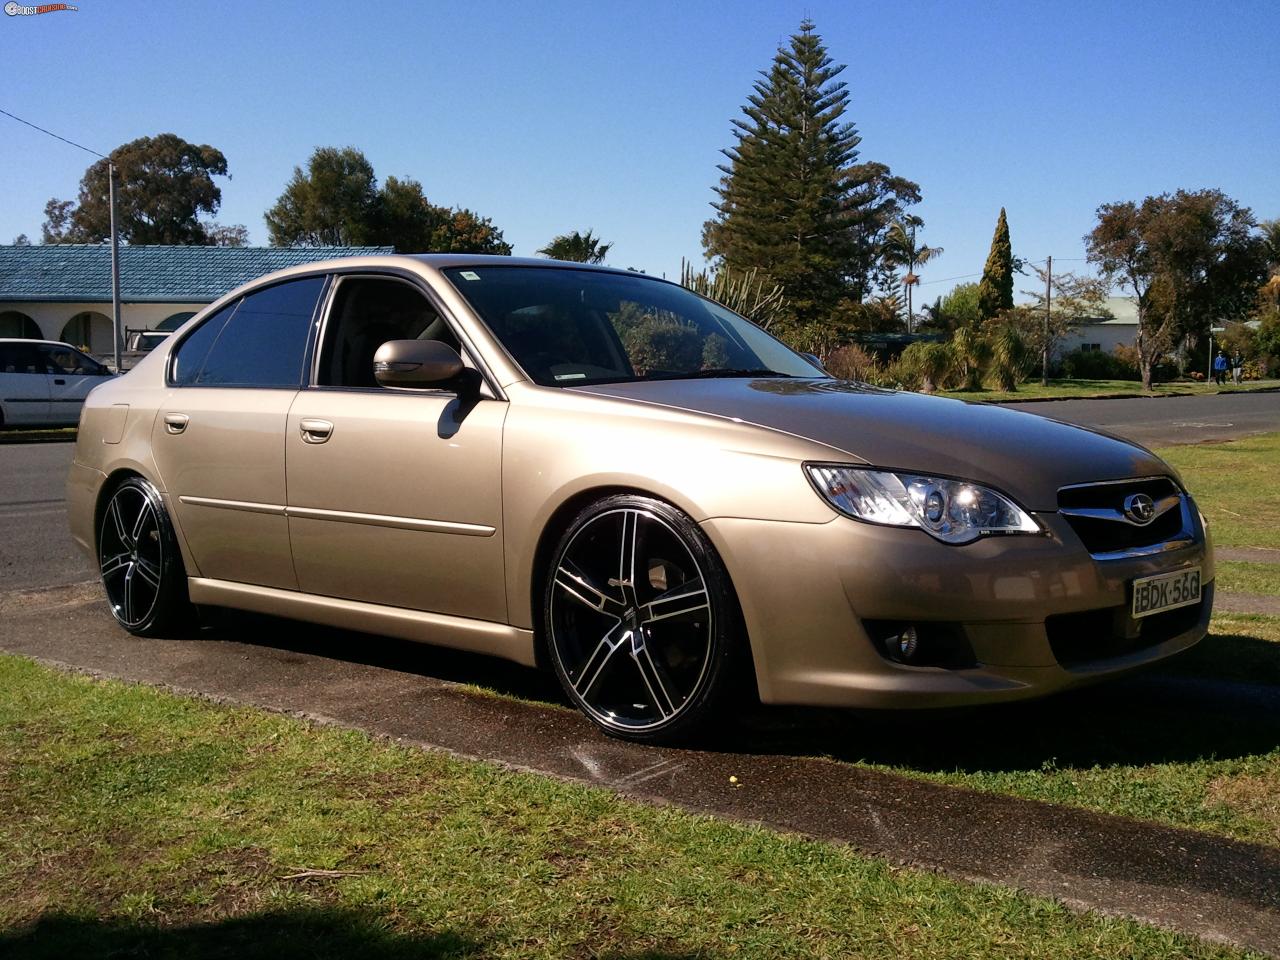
[544,494,744,743]
[98,476,193,637]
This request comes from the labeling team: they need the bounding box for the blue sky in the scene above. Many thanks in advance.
[2,0,1277,302]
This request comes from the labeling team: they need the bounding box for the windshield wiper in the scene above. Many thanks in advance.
[649,368,793,381]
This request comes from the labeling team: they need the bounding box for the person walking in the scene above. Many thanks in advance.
[1213,350,1229,385]
[1231,351,1244,385]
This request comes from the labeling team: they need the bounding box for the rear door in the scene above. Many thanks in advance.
[0,342,51,425]
[39,344,109,425]
[151,276,327,589]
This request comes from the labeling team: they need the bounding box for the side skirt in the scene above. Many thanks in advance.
[187,577,538,667]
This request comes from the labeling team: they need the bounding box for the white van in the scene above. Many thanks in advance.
[0,339,112,427]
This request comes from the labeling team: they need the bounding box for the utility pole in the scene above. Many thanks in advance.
[108,161,123,373]
[1041,255,1052,386]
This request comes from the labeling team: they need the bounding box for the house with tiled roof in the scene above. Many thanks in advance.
[0,244,393,354]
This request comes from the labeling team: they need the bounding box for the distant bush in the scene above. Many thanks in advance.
[1060,347,1139,381]
[824,344,883,383]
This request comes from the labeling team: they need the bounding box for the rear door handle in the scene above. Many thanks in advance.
[299,418,334,444]
[163,412,189,435]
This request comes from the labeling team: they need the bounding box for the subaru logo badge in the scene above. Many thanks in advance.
[1123,492,1157,525]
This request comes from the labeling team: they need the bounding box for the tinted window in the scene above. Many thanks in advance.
[193,277,325,387]
[41,344,105,375]
[171,302,239,385]
[0,343,48,374]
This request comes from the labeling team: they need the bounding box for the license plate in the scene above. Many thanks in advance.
[1131,567,1201,619]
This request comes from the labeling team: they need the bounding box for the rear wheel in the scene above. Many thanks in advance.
[545,494,742,743]
[98,477,193,636]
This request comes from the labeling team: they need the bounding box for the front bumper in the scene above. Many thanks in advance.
[701,506,1212,709]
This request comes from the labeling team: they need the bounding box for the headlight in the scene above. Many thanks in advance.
[804,464,1041,544]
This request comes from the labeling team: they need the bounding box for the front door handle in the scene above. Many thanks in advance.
[299,418,334,444]
[163,412,189,435]
[53,378,66,385]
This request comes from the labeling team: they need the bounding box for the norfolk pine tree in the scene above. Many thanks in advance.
[977,208,1014,321]
[703,19,919,342]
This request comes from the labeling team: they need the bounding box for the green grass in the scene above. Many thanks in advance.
[1216,561,1280,597]
[0,656,1245,960]
[938,377,1280,403]
[1157,433,1280,550]
[0,426,76,443]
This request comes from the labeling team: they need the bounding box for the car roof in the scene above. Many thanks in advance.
[0,338,77,347]
[235,253,651,291]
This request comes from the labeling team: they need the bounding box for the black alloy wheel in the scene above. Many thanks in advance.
[98,476,191,636]
[545,494,742,742]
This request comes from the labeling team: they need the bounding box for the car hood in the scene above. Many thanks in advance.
[575,378,1172,512]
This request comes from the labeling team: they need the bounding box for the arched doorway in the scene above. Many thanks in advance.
[60,312,114,354]
[158,311,196,331]
[0,310,41,339]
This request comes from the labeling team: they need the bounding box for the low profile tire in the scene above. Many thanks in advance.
[545,494,743,743]
[98,476,193,637]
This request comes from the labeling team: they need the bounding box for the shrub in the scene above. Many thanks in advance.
[1060,347,1138,381]
[984,325,1030,391]
[823,344,883,383]
[897,341,954,393]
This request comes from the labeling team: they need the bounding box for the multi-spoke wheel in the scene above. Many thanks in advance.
[545,494,742,742]
[98,476,192,636]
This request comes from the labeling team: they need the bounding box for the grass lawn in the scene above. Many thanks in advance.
[938,378,1279,403]
[0,426,77,444]
[0,656,1246,960]
[1159,433,1280,550]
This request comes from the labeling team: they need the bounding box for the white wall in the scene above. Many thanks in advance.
[0,301,207,352]
[1058,322,1138,358]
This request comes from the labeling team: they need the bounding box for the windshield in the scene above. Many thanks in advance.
[442,266,822,386]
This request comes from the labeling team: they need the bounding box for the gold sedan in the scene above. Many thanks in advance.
[67,256,1213,742]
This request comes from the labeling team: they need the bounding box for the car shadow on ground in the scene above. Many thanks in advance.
[735,631,1280,775]
[199,611,1279,776]
[0,908,709,960]
[196,608,569,707]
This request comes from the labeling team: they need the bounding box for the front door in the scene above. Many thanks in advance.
[285,274,508,622]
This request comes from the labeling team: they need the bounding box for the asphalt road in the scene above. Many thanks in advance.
[1000,390,1280,446]
[0,441,93,591]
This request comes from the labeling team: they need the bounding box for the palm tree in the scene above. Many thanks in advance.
[882,218,943,331]
[537,229,613,264]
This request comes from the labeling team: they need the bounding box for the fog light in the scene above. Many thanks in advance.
[894,625,920,661]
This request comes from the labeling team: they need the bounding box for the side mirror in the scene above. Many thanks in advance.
[373,339,467,390]
[802,352,827,373]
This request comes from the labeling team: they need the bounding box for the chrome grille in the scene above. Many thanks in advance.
[1058,477,1191,558]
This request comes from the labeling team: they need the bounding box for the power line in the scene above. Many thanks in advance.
[916,271,982,287]
[0,107,106,159]
[0,106,122,371]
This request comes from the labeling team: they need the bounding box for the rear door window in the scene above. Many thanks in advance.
[174,276,326,387]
